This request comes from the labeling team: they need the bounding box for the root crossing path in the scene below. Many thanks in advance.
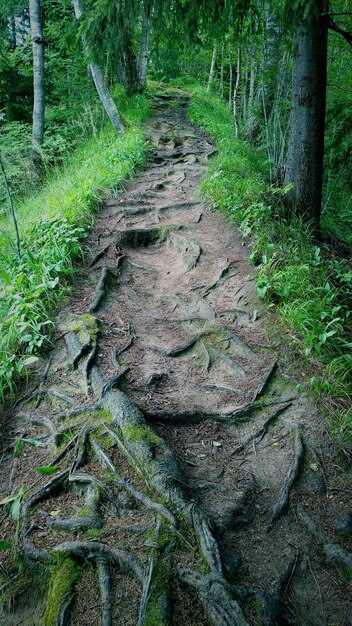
[1,93,351,626]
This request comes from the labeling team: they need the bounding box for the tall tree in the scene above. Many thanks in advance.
[72,0,125,133]
[29,0,45,162]
[138,0,151,88]
[284,0,329,233]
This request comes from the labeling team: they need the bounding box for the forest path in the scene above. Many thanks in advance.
[0,92,351,626]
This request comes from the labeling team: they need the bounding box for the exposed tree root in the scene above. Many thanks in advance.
[157,200,201,212]
[211,349,247,377]
[34,356,52,409]
[202,383,246,397]
[102,367,130,393]
[20,411,58,449]
[115,225,178,247]
[97,558,113,626]
[255,553,299,626]
[155,332,204,357]
[251,361,277,403]
[89,244,110,268]
[232,403,292,455]
[202,263,239,297]
[178,569,249,626]
[270,425,304,524]
[89,265,110,313]
[167,232,201,271]
[52,541,144,581]
[297,506,352,578]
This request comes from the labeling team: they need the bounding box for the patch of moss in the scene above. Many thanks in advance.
[144,526,173,626]
[61,313,98,336]
[83,528,102,539]
[124,424,162,448]
[43,555,81,626]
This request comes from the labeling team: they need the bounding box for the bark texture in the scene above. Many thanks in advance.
[207,45,217,91]
[138,0,150,88]
[29,0,45,158]
[72,0,125,134]
[285,1,329,232]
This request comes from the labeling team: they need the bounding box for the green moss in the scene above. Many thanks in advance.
[124,424,162,448]
[144,523,174,626]
[83,528,102,539]
[60,313,98,337]
[43,556,81,626]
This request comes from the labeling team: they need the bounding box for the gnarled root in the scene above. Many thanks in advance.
[178,569,249,626]
[297,505,352,579]
[270,425,304,524]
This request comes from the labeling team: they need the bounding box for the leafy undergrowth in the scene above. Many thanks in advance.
[0,88,150,399]
[187,86,352,447]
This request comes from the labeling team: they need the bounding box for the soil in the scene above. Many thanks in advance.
[0,91,351,626]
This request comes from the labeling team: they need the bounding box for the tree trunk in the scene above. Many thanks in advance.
[138,0,150,88]
[219,44,224,97]
[10,15,17,48]
[248,45,255,116]
[207,45,217,91]
[285,1,329,233]
[72,0,124,134]
[29,0,45,162]
[233,47,240,137]
[123,31,142,96]
[228,62,233,109]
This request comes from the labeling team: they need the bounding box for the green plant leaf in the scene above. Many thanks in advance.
[0,541,12,550]
[10,498,22,521]
[0,268,11,285]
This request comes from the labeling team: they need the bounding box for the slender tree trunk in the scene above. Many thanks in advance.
[72,0,124,133]
[241,64,248,124]
[219,43,224,97]
[228,62,233,108]
[138,0,150,88]
[285,1,329,233]
[248,45,255,115]
[29,0,45,162]
[10,15,17,48]
[207,45,217,91]
[233,47,240,137]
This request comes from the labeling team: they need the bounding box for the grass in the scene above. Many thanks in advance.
[0,87,150,399]
[187,86,352,446]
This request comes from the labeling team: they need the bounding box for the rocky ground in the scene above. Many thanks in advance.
[0,92,351,626]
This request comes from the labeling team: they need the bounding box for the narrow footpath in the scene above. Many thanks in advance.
[0,92,351,626]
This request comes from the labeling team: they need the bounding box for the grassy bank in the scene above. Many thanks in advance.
[0,88,150,399]
[187,87,352,446]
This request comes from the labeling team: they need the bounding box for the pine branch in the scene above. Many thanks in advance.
[328,17,352,48]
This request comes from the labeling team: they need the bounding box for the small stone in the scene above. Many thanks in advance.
[332,511,352,537]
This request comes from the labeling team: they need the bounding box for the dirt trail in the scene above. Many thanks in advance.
[0,92,351,626]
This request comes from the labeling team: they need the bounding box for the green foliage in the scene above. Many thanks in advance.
[0,485,25,521]
[0,89,150,400]
[188,86,352,440]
